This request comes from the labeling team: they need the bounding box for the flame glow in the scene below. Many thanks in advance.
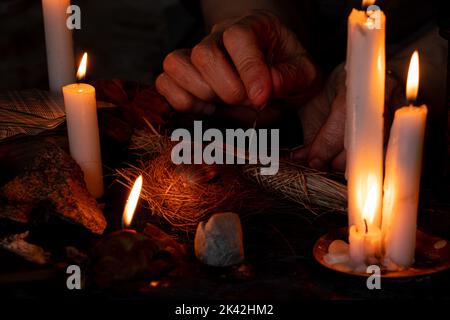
[76,52,88,82]
[406,51,419,102]
[358,174,378,225]
[122,175,143,229]
[363,0,376,6]
[362,181,377,225]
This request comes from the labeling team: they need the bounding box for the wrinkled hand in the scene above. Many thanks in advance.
[293,64,347,172]
[293,64,403,172]
[156,10,319,114]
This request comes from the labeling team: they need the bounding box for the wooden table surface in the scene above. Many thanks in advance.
[0,109,449,301]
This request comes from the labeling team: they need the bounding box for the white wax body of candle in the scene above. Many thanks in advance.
[349,225,366,265]
[349,223,382,267]
[42,0,75,92]
[382,105,427,268]
[62,83,104,198]
[345,9,386,228]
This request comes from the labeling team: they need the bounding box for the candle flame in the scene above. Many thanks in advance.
[362,182,377,225]
[122,175,143,229]
[76,52,88,82]
[358,174,378,225]
[406,51,419,102]
[362,0,376,6]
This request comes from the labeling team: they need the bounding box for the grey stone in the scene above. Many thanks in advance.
[194,212,244,267]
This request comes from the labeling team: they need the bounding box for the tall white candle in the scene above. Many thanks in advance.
[63,53,104,198]
[42,0,75,92]
[382,51,427,269]
[345,2,385,228]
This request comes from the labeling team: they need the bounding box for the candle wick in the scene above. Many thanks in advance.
[407,98,417,106]
[364,219,368,233]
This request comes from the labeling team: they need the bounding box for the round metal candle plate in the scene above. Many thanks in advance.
[313,227,450,278]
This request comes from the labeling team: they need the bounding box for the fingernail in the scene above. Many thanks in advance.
[309,158,325,170]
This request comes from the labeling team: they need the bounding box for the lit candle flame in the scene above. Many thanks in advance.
[363,0,376,7]
[358,174,378,226]
[76,52,88,82]
[362,181,377,225]
[406,50,419,103]
[122,175,143,229]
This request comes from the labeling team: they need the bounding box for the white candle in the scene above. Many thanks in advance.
[345,1,385,228]
[382,51,427,268]
[63,53,104,198]
[42,0,75,92]
[349,224,366,266]
[348,185,382,268]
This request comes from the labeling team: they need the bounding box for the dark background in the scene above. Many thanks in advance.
[0,0,203,89]
[0,0,448,184]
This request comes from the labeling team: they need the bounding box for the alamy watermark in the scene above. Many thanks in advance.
[66,264,82,290]
[366,265,381,290]
[66,5,81,30]
[171,121,280,175]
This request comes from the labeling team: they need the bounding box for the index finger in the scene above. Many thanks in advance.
[222,23,272,108]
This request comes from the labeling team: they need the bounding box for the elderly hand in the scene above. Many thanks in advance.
[293,64,403,172]
[156,10,319,114]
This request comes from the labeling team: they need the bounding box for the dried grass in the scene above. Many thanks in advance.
[116,150,264,233]
[242,161,347,215]
[116,127,347,232]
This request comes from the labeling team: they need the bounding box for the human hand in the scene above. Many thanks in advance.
[156,10,319,115]
[293,64,404,172]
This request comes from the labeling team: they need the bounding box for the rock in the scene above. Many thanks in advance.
[93,225,185,287]
[0,232,50,264]
[0,143,106,234]
[195,212,244,267]
[143,223,186,261]
[434,240,447,250]
[324,252,350,265]
[0,204,32,224]
[328,240,349,255]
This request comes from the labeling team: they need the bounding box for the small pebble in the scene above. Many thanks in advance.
[328,240,349,255]
[324,252,350,265]
[194,212,244,267]
[434,240,447,250]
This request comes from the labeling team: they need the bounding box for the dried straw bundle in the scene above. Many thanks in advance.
[117,127,347,232]
[129,124,172,157]
[116,150,264,233]
[242,161,347,215]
